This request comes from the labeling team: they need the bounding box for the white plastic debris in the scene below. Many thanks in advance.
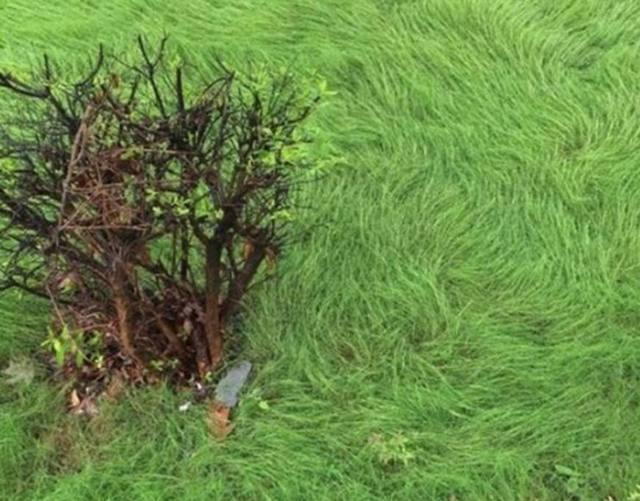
[178,401,192,412]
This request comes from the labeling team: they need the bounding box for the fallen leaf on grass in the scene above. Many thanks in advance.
[207,401,234,440]
[104,374,125,401]
[69,389,99,417]
[2,358,35,386]
[205,361,252,440]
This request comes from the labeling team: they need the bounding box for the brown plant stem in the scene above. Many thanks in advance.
[111,272,138,363]
[204,239,224,370]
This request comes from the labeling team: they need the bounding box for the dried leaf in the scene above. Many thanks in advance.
[104,375,125,401]
[69,389,81,408]
[2,358,35,386]
[243,240,254,261]
[265,247,277,271]
[82,398,99,417]
[207,401,234,440]
[69,389,99,417]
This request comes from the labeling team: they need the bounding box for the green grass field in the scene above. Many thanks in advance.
[2,0,640,499]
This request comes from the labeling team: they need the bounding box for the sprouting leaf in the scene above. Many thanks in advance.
[368,432,416,467]
[121,145,144,160]
[270,209,294,223]
[318,78,327,94]
[314,76,337,101]
[52,339,64,366]
[74,349,84,368]
[257,400,270,411]
[2,358,35,386]
[281,144,306,163]
[259,151,276,166]
[554,464,579,477]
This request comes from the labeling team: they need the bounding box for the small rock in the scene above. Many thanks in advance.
[214,360,252,408]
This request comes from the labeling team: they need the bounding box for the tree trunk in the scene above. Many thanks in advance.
[192,328,210,377]
[204,239,223,370]
[221,245,265,324]
[111,274,137,362]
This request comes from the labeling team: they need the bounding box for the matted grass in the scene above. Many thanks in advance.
[2,0,640,499]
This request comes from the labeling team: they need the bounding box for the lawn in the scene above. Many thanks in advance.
[2,0,640,499]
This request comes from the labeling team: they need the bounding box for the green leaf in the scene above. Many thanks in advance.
[54,346,65,367]
[554,464,579,477]
[74,350,84,368]
[281,144,305,163]
[121,145,144,160]
[318,78,327,94]
[259,151,276,166]
[270,209,294,222]
[566,476,580,494]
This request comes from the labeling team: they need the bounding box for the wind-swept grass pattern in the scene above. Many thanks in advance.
[2,0,640,499]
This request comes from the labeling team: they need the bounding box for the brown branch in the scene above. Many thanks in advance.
[0,73,48,98]
[175,67,185,114]
[75,44,105,90]
[204,239,223,370]
[138,286,186,358]
[110,266,139,363]
[154,314,185,357]
[180,226,190,281]
[137,35,168,118]
[221,244,266,323]
[0,278,51,302]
